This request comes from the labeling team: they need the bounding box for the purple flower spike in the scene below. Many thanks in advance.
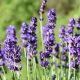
[47,9,56,28]
[6,25,17,42]
[20,22,29,47]
[66,18,76,36]
[4,25,22,71]
[39,0,47,13]
[26,17,37,60]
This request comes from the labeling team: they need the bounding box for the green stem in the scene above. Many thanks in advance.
[40,12,44,50]
[68,53,71,80]
[74,58,76,80]
[33,57,36,80]
[2,66,7,80]
[24,48,28,80]
[74,68,76,80]
[16,71,20,80]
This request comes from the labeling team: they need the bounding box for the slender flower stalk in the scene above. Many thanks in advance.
[40,13,44,50]
[39,0,47,50]
[68,52,71,80]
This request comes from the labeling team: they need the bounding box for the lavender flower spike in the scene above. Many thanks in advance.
[27,17,37,60]
[20,22,29,48]
[4,25,22,71]
[39,0,47,13]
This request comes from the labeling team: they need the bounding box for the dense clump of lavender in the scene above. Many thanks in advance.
[66,19,80,69]
[4,26,22,71]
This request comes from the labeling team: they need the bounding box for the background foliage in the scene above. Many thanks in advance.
[0,0,80,41]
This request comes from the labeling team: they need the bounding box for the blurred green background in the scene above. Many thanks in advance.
[0,0,80,41]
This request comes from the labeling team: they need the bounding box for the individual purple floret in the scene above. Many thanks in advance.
[4,26,22,71]
[20,22,29,47]
[76,18,80,29]
[39,0,47,13]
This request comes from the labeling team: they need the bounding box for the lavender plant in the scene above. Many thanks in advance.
[4,26,22,80]
[0,0,80,80]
